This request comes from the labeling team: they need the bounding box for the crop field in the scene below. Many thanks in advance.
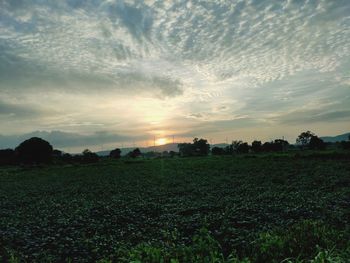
[0,155,349,262]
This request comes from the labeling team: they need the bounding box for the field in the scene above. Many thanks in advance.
[0,154,349,262]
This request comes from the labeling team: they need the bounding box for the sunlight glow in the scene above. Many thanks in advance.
[156,138,167,146]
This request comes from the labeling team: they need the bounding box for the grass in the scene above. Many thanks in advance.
[0,155,349,262]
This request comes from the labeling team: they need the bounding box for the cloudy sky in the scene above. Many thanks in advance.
[1,0,350,152]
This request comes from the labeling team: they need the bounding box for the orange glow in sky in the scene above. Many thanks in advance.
[156,138,167,146]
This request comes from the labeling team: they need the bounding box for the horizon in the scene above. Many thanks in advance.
[1,1,350,152]
[1,130,349,154]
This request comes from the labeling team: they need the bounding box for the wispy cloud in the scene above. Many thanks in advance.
[0,0,349,148]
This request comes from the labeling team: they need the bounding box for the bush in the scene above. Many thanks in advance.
[15,137,53,164]
[109,148,122,159]
[81,149,99,163]
[0,149,15,166]
[212,147,226,155]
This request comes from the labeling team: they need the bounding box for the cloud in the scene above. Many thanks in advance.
[0,0,349,146]
[0,100,41,118]
[0,130,148,150]
[278,110,350,125]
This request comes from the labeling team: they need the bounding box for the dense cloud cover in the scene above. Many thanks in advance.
[0,0,349,150]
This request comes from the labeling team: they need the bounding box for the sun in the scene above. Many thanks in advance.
[156,138,167,146]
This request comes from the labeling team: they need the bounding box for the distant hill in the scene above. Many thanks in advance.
[320,132,350,143]
[211,143,229,149]
[96,143,180,156]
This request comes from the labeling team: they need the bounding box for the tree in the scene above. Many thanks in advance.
[178,138,210,157]
[296,131,315,148]
[82,149,99,163]
[61,153,73,163]
[0,149,15,166]
[251,141,262,153]
[193,138,210,156]
[15,137,53,164]
[109,148,121,159]
[129,148,141,158]
[169,151,177,158]
[178,143,193,157]
[309,136,325,150]
[236,142,250,154]
[211,147,226,155]
[52,149,62,158]
[231,140,243,152]
[273,139,289,151]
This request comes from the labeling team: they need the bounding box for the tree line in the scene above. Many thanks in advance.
[179,131,350,157]
[0,131,349,166]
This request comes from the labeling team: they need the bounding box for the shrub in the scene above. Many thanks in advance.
[0,149,15,166]
[15,137,53,164]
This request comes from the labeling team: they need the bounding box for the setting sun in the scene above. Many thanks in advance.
[156,138,167,146]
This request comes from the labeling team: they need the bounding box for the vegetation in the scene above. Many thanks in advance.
[0,154,349,262]
[15,137,53,164]
[109,149,121,160]
[178,138,210,157]
[128,148,142,158]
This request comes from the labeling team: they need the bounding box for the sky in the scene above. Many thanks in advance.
[0,0,350,152]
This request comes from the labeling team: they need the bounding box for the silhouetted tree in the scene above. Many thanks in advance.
[309,136,325,150]
[340,140,350,150]
[178,138,210,157]
[231,140,243,152]
[296,131,315,148]
[82,149,99,163]
[61,153,73,163]
[262,142,273,152]
[274,139,289,151]
[169,151,177,157]
[211,147,226,155]
[129,148,141,158]
[15,137,53,164]
[109,148,121,159]
[52,149,62,158]
[193,138,210,156]
[224,144,234,155]
[261,139,289,152]
[0,149,15,166]
[178,143,193,157]
[251,141,262,153]
[236,142,250,154]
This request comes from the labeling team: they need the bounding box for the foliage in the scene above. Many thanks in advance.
[212,147,226,155]
[0,149,15,166]
[128,148,142,158]
[309,136,326,150]
[15,137,53,164]
[81,149,99,163]
[236,142,250,154]
[262,140,289,152]
[296,131,315,148]
[178,138,210,156]
[109,148,122,159]
[251,141,262,153]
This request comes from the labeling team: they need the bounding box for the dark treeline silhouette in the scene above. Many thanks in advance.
[127,148,142,158]
[211,139,289,156]
[0,131,349,166]
[109,148,122,159]
[296,131,326,150]
[178,138,210,157]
